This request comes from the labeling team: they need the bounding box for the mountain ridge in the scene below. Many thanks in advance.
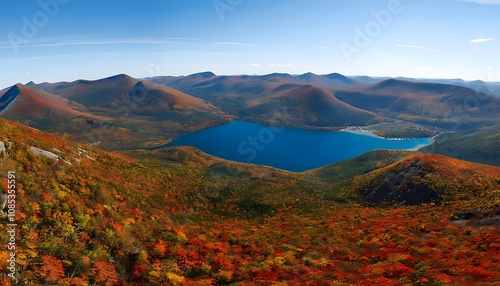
[2,72,499,165]
[1,116,499,284]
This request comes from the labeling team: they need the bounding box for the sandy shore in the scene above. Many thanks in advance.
[340,126,436,151]
[340,126,382,138]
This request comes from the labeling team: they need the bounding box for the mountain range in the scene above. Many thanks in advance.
[0,71,499,284]
[1,74,231,150]
[2,71,497,166]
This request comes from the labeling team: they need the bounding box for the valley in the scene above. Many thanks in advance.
[162,120,433,172]
[2,0,499,284]
[0,72,499,285]
[1,71,497,166]
[0,117,499,284]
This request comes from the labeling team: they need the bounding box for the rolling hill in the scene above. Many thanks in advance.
[150,72,380,128]
[243,83,381,127]
[420,123,500,166]
[304,149,416,183]
[395,77,500,98]
[151,72,499,131]
[342,153,500,206]
[334,79,500,128]
[1,117,499,284]
[2,75,231,150]
[33,74,222,116]
[0,83,106,132]
[2,72,498,166]
[150,71,364,92]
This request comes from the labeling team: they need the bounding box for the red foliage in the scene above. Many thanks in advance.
[36,255,65,283]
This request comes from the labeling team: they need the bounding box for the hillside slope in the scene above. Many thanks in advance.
[1,118,499,284]
[153,72,382,128]
[37,74,221,117]
[343,154,500,206]
[1,77,231,150]
[243,84,381,127]
[334,79,500,128]
[0,84,106,132]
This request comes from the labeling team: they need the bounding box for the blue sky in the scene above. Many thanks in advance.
[1,0,499,87]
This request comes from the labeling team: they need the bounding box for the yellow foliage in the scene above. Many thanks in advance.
[166,272,185,285]
[0,251,10,270]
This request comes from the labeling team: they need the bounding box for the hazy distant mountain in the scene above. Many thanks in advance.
[243,84,380,127]
[147,72,380,128]
[148,72,380,128]
[151,71,365,92]
[2,72,498,164]
[334,79,500,128]
[392,77,500,98]
[350,75,388,84]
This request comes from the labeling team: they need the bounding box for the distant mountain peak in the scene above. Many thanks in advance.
[0,84,26,113]
[324,72,353,82]
[105,73,135,81]
[12,83,24,90]
[299,72,317,78]
[372,78,409,88]
[190,71,216,78]
[324,72,345,78]
[262,72,295,80]
[323,73,356,84]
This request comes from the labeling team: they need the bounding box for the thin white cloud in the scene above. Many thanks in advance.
[456,55,465,60]
[249,63,261,67]
[469,38,495,43]
[459,0,500,5]
[0,38,191,49]
[209,42,261,46]
[395,44,441,52]
[7,55,65,62]
[3,51,223,63]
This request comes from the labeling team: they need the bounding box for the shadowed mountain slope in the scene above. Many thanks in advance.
[343,154,500,206]
[334,79,500,128]
[243,83,381,127]
[1,76,231,150]
[0,84,106,132]
[1,117,499,284]
[150,72,379,128]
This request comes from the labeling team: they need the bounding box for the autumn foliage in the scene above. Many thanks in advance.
[0,118,499,285]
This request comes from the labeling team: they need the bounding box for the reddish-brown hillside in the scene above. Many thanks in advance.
[347,153,500,206]
[245,84,381,127]
[0,84,106,130]
[120,80,220,117]
[35,74,223,118]
[335,79,500,127]
[1,117,499,284]
[0,79,230,150]
[37,74,138,107]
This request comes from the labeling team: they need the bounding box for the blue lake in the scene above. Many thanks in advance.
[160,121,433,172]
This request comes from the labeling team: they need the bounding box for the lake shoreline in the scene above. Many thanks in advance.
[341,126,435,151]
[164,121,436,172]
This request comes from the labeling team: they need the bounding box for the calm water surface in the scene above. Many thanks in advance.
[159,121,432,172]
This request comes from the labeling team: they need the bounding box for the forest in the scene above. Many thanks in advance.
[0,118,499,285]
